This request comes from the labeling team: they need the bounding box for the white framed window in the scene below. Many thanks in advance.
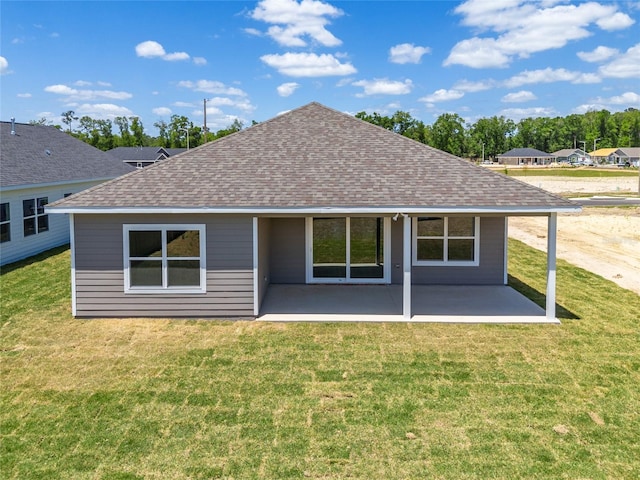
[1,202,10,243]
[23,197,49,237]
[412,216,480,266]
[123,224,206,294]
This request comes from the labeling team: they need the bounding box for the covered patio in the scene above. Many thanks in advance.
[258,284,556,324]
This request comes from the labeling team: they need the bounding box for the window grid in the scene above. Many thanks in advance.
[0,202,10,243]
[413,217,479,266]
[23,197,49,237]
[123,225,206,294]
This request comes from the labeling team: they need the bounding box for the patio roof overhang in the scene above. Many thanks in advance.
[46,205,581,215]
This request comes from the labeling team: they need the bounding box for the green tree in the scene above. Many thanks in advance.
[430,113,467,157]
[61,110,78,133]
[114,116,133,147]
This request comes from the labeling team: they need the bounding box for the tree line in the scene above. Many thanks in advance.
[356,108,640,160]
[31,107,639,159]
[30,111,244,151]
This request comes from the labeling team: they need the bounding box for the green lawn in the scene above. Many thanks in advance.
[501,167,638,177]
[1,243,639,479]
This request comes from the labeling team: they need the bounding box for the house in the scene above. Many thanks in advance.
[618,147,640,166]
[552,148,590,165]
[497,148,555,166]
[107,146,186,169]
[0,120,134,266]
[589,148,626,165]
[47,103,580,321]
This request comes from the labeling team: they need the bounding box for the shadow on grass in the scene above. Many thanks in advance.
[0,244,70,275]
[508,274,580,320]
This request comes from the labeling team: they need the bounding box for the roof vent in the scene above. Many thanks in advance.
[11,117,16,135]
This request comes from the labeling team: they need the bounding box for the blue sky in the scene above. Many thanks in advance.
[1,0,639,135]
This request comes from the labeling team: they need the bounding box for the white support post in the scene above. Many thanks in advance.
[546,213,557,320]
[403,215,411,319]
[69,213,77,317]
[253,217,259,317]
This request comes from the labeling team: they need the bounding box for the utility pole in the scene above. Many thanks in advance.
[203,98,209,144]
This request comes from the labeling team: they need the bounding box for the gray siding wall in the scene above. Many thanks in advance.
[73,214,254,317]
[391,216,506,285]
[268,217,306,284]
[257,217,271,309]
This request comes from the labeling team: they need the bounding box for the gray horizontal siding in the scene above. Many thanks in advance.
[269,218,305,283]
[73,214,254,317]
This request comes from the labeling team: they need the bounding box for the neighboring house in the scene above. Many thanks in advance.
[497,148,555,166]
[616,147,640,167]
[552,148,590,164]
[589,148,626,165]
[48,103,579,320]
[107,146,186,169]
[0,120,134,266]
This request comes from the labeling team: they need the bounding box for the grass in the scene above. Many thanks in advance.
[2,242,640,479]
[501,167,638,177]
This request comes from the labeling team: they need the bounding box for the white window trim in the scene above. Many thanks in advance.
[123,224,207,294]
[23,197,49,237]
[412,216,480,267]
[305,217,391,284]
[0,202,10,243]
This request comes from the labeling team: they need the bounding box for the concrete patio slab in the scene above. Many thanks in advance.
[258,284,556,324]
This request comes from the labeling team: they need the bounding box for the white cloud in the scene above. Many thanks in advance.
[205,97,256,113]
[502,90,537,103]
[388,43,431,64]
[260,52,356,77]
[75,103,135,119]
[177,80,248,96]
[577,46,619,63]
[453,79,496,92]
[498,106,557,120]
[573,92,640,114]
[446,0,635,68]
[599,44,640,79]
[135,40,190,62]
[74,80,92,87]
[419,89,464,103]
[0,56,9,75]
[135,40,166,58]
[250,0,344,47]
[504,68,601,88]
[193,57,207,66]
[17,93,32,98]
[44,84,133,100]
[244,27,263,37]
[152,107,172,116]
[352,78,413,97]
[596,12,635,31]
[277,82,300,97]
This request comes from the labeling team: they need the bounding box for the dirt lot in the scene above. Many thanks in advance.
[508,176,639,295]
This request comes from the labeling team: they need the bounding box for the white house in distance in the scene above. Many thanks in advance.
[0,120,134,266]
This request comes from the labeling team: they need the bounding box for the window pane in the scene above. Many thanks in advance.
[130,260,162,286]
[23,199,35,218]
[168,260,201,287]
[129,231,162,257]
[37,215,49,232]
[350,217,384,279]
[167,230,200,257]
[0,203,9,223]
[417,217,444,236]
[417,239,443,261]
[448,239,474,261]
[313,218,346,278]
[37,197,48,215]
[24,218,36,237]
[0,223,10,243]
[448,217,474,237]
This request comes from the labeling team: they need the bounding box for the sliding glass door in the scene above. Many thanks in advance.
[307,217,390,283]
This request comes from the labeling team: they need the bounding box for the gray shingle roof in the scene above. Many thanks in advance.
[498,148,554,158]
[50,103,577,211]
[107,147,186,162]
[1,121,134,188]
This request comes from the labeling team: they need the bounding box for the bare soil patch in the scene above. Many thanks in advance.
[509,207,640,295]
[516,175,638,195]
